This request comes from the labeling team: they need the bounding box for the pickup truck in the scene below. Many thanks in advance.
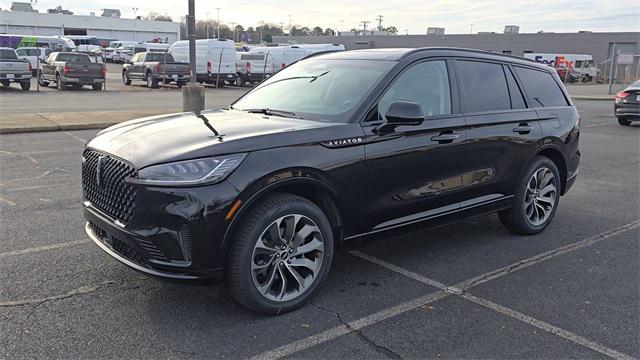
[38,52,105,91]
[0,47,32,91]
[122,52,190,88]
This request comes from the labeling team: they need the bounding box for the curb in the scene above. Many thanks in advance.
[0,109,178,135]
[571,96,614,101]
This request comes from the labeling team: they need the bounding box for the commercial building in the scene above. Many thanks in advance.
[0,9,180,43]
[273,31,639,66]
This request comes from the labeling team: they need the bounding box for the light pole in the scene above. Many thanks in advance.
[132,7,138,19]
[183,0,204,113]
[231,22,236,42]
[288,14,292,39]
[470,24,474,34]
[216,7,220,38]
[206,11,210,39]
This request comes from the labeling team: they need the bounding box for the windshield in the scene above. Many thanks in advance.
[233,59,394,122]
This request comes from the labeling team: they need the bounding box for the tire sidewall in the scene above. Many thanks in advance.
[230,197,334,314]
[515,157,561,233]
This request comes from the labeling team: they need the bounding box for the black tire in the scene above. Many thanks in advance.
[618,117,632,126]
[0,80,10,87]
[146,72,158,88]
[237,77,245,87]
[226,193,334,315]
[499,156,561,235]
[38,72,49,87]
[215,80,225,88]
[92,83,103,91]
[56,74,66,91]
[20,81,31,91]
[122,71,132,85]
[176,81,184,88]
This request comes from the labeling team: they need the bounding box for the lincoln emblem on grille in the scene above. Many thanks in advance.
[96,155,109,189]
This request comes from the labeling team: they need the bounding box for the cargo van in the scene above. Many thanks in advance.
[523,53,600,82]
[236,51,275,86]
[251,44,346,72]
[169,39,237,86]
[106,41,139,62]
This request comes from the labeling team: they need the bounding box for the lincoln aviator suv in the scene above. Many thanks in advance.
[82,48,580,314]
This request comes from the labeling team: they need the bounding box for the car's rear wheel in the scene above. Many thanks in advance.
[226,193,334,315]
[20,81,30,91]
[0,80,10,87]
[92,83,103,91]
[499,156,560,235]
[38,72,49,87]
[146,72,158,88]
[618,117,632,126]
[56,74,66,90]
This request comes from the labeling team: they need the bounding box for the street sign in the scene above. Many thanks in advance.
[617,54,634,65]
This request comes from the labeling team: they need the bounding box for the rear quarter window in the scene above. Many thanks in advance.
[514,66,569,107]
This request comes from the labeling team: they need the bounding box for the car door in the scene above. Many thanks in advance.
[42,54,56,80]
[454,59,542,211]
[129,53,143,78]
[361,59,467,232]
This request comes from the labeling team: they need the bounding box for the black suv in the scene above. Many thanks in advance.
[82,48,580,314]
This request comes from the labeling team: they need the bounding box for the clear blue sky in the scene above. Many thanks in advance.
[2,0,638,34]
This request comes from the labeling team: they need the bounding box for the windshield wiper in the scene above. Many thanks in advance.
[253,70,331,89]
[244,108,299,118]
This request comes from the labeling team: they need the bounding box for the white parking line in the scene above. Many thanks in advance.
[460,293,635,360]
[0,240,90,259]
[253,220,639,360]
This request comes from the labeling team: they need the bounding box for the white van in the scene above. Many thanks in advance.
[106,41,139,62]
[170,39,237,86]
[236,50,275,86]
[524,53,600,82]
[16,47,50,74]
[251,44,346,72]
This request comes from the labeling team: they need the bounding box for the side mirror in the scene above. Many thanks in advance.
[376,101,424,133]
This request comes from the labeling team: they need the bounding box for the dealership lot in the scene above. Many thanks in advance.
[0,100,638,359]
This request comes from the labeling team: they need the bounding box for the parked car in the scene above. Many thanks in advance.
[16,47,50,74]
[82,48,580,314]
[38,52,105,91]
[106,41,139,62]
[235,51,274,86]
[122,52,190,88]
[169,39,237,87]
[0,47,32,90]
[614,79,640,126]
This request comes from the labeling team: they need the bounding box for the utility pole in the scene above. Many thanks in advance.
[206,11,210,39]
[361,20,370,35]
[183,0,204,113]
[288,14,292,39]
[280,22,284,36]
[470,24,474,34]
[216,7,221,38]
[231,22,236,42]
[376,15,384,31]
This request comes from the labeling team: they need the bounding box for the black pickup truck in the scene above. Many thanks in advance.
[122,52,190,88]
[38,52,105,91]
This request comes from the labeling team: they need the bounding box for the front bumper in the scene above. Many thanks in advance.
[83,180,240,280]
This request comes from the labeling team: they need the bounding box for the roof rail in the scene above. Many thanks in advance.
[402,47,536,62]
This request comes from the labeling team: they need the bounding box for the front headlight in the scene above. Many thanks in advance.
[129,153,247,186]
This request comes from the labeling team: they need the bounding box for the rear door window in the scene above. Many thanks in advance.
[514,66,568,107]
[504,65,527,109]
[457,60,510,113]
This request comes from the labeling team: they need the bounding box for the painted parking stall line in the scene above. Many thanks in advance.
[253,220,639,360]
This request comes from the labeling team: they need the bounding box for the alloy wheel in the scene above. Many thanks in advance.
[524,167,557,226]
[251,214,324,302]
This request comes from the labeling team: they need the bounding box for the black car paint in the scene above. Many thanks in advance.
[83,48,580,279]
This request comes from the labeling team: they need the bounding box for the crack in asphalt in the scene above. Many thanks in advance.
[0,168,71,187]
[0,280,115,308]
[309,301,403,360]
[0,150,39,165]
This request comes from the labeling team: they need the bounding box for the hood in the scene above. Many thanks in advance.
[87,109,347,168]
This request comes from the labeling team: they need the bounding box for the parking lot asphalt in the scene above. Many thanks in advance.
[0,100,638,359]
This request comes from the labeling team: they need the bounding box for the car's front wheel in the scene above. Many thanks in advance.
[499,156,561,235]
[226,193,334,315]
[618,117,632,126]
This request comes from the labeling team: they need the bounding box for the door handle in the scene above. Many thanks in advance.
[431,132,460,143]
[513,125,534,134]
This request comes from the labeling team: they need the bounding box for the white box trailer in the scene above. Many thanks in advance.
[169,39,237,86]
[524,53,600,81]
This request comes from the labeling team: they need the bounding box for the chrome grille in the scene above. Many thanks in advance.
[82,149,137,223]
